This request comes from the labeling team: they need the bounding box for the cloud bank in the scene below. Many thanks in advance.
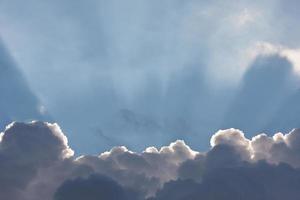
[1,121,300,199]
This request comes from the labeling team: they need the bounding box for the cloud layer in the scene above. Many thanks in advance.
[1,121,300,199]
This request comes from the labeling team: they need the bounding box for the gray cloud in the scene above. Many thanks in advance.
[0,121,196,199]
[2,122,300,199]
[154,161,300,200]
[154,129,300,200]
[54,174,138,200]
[0,121,73,200]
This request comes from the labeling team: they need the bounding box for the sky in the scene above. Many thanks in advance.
[1,0,300,154]
[1,0,300,199]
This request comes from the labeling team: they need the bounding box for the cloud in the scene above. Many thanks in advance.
[0,121,73,200]
[250,42,300,75]
[154,162,300,200]
[54,174,137,200]
[155,128,300,200]
[75,139,197,197]
[2,121,300,199]
[0,121,197,199]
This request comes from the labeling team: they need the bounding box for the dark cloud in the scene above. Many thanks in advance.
[154,161,300,200]
[54,174,138,200]
[156,162,300,200]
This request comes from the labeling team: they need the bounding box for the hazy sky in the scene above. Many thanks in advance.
[1,0,300,154]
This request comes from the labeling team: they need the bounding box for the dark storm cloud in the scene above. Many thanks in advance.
[2,122,300,199]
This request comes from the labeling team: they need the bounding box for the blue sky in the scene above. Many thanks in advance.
[1,0,300,154]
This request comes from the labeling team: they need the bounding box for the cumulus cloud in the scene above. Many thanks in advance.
[0,121,197,199]
[2,121,300,199]
[0,121,73,200]
[74,140,197,198]
[158,128,300,200]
